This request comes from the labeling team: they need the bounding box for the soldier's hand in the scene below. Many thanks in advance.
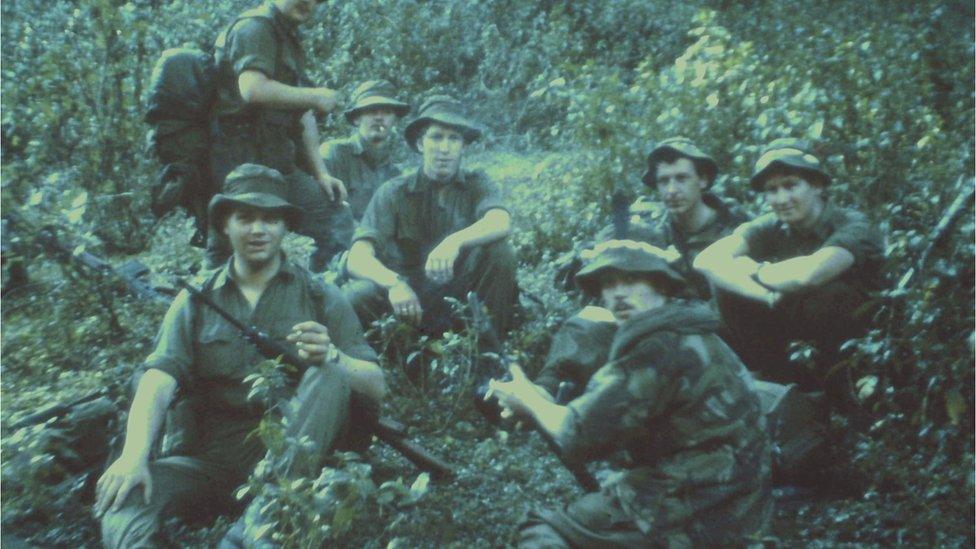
[388,279,423,324]
[318,173,348,202]
[310,87,340,113]
[425,238,462,284]
[94,456,152,517]
[289,321,340,366]
[486,364,538,419]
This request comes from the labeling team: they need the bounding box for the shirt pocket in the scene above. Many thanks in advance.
[195,322,245,380]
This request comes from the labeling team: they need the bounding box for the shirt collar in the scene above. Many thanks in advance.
[213,253,296,289]
[405,168,462,193]
[781,200,836,240]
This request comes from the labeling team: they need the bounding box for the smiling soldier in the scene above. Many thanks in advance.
[342,95,517,341]
[694,138,886,409]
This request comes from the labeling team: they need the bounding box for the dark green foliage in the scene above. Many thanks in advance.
[2,0,973,546]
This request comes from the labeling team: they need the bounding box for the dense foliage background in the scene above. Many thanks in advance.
[2,0,973,546]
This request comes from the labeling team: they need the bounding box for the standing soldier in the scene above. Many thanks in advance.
[343,95,518,339]
[695,138,886,408]
[208,0,347,271]
[488,241,771,547]
[537,137,747,400]
[95,164,386,547]
[319,79,410,252]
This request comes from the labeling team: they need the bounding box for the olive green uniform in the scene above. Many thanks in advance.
[208,3,345,269]
[100,259,376,548]
[536,192,746,399]
[716,202,885,395]
[319,132,405,251]
[343,168,518,335]
[520,304,772,547]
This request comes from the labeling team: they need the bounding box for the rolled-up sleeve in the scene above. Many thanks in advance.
[470,172,509,218]
[352,182,397,252]
[226,18,277,78]
[824,211,885,268]
[142,291,194,388]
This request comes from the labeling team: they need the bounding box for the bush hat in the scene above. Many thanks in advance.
[641,137,718,188]
[404,94,482,152]
[575,240,687,298]
[343,79,410,124]
[750,138,831,191]
[208,164,302,231]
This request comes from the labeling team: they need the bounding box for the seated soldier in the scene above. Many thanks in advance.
[94,164,386,548]
[343,95,517,340]
[319,79,410,251]
[537,137,747,401]
[694,138,886,409]
[487,241,771,548]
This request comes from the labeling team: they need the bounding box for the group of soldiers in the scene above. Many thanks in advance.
[92,0,885,547]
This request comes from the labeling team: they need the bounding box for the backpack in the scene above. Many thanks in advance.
[144,10,277,243]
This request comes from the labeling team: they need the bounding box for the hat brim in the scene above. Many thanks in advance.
[208,192,302,230]
[344,97,410,124]
[575,251,686,299]
[641,145,718,188]
[404,114,482,152]
[749,159,830,191]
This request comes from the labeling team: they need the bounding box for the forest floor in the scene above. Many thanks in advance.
[0,150,955,547]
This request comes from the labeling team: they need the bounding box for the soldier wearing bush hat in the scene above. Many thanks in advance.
[320,80,412,257]
[486,240,772,548]
[695,137,886,410]
[96,162,386,548]
[538,137,748,402]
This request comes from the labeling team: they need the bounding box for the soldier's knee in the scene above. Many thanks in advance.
[482,240,517,274]
[100,495,164,549]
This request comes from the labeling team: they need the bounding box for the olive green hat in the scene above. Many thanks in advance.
[642,137,718,188]
[575,241,687,298]
[343,79,410,124]
[404,94,482,152]
[749,138,830,191]
[208,164,302,231]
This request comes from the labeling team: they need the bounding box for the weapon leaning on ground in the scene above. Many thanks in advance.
[467,292,600,493]
[10,389,111,431]
[177,279,454,480]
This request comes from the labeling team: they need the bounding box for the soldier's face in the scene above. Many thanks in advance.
[223,207,286,267]
[418,123,464,181]
[763,173,825,228]
[275,0,317,23]
[655,158,707,217]
[355,107,398,145]
[599,272,667,323]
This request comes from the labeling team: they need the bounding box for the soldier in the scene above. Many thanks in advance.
[319,79,410,251]
[208,0,347,271]
[94,164,386,547]
[694,138,886,407]
[487,241,771,547]
[343,95,517,339]
[537,137,747,400]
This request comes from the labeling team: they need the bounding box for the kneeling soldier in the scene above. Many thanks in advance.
[488,241,771,547]
[95,164,386,547]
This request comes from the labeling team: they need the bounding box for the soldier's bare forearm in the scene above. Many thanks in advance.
[117,369,176,463]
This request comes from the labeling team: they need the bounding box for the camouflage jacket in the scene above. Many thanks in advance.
[558,302,771,545]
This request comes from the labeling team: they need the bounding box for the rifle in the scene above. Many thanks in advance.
[9,389,111,430]
[177,279,454,480]
[468,292,599,492]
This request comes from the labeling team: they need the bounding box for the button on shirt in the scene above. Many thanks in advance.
[320,132,404,219]
[353,168,509,273]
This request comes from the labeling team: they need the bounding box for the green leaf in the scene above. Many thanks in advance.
[945,390,966,426]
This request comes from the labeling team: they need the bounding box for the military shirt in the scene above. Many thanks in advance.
[594,192,748,298]
[559,303,771,544]
[320,132,404,219]
[213,2,310,127]
[144,258,376,417]
[353,168,509,273]
[735,201,886,293]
